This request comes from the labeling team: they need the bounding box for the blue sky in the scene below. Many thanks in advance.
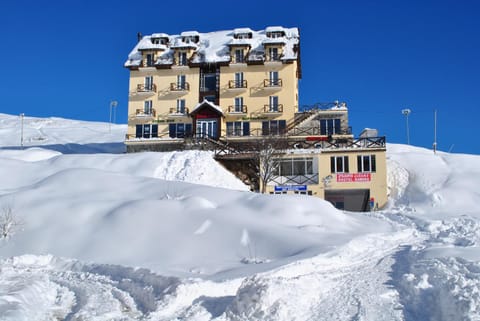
[1,0,478,154]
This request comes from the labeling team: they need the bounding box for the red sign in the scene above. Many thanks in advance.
[336,173,371,182]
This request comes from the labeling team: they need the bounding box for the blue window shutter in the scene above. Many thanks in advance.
[371,155,376,172]
[185,124,192,137]
[334,119,341,134]
[320,120,327,135]
[279,120,286,134]
[243,122,250,136]
[344,156,349,173]
[330,157,335,173]
[136,125,142,138]
[152,124,158,137]
[262,121,269,135]
[169,124,176,138]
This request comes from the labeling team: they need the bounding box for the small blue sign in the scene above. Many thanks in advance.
[274,185,307,192]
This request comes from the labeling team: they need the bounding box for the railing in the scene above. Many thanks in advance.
[265,55,282,62]
[228,80,248,89]
[136,84,157,93]
[227,105,248,113]
[135,108,156,117]
[263,79,283,87]
[263,104,283,113]
[288,126,353,136]
[143,60,155,67]
[230,56,246,64]
[170,82,190,91]
[168,107,190,115]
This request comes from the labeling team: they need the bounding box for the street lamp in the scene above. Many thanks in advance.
[20,113,25,148]
[401,108,411,145]
[109,100,118,133]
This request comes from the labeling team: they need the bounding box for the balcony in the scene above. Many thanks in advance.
[135,108,156,118]
[230,56,247,66]
[170,82,190,92]
[227,80,247,91]
[263,104,283,114]
[136,84,157,95]
[263,79,283,91]
[168,107,190,116]
[264,55,282,66]
[227,105,248,114]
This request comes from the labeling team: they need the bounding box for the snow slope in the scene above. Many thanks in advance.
[1,114,480,320]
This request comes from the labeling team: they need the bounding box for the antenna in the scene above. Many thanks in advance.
[433,109,437,154]
[401,108,411,145]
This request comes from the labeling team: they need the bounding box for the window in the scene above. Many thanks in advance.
[320,119,341,135]
[169,123,192,138]
[262,120,286,135]
[226,121,250,136]
[234,97,243,112]
[144,100,153,115]
[178,52,187,65]
[273,158,314,176]
[135,124,158,138]
[357,155,376,172]
[176,99,186,114]
[331,156,349,173]
[177,75,186,90]
[269,96,279,112]
[144,76,153,91]
[145,54,154,67]
[235,72,244,88]
[269,47,279,61]
[234,49,244,63]
[269,71,279,86]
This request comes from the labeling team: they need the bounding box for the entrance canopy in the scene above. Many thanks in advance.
[190,99,224,118]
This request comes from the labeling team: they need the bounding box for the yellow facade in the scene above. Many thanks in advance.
[124,27,388,211]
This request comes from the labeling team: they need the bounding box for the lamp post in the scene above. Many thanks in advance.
[109,100,118,133]
[20,113,25,148]
[401,108,411,145]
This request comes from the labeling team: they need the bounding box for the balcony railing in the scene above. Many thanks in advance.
[228,80,248,89]
[169,107,190,115]
[230,56,246,64]
[136,84,157,93]
[228,105,248,113]
[263,79,283,87]
[265,55,282,62]
[135,108,156,117]
[263,104,283,113]
[170,82,190,91]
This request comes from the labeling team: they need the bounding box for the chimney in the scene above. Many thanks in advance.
[137,32,142,42]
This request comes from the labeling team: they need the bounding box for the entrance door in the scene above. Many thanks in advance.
[196,119,218,139]
[325,189,370,212]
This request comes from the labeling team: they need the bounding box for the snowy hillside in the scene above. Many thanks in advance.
[1,114,480,320]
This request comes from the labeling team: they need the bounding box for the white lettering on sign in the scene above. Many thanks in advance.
[336,173,371,182]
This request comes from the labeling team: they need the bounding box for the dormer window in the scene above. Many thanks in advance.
[178,52,187,66]
[234,49,245,63]
[268,31,285,38]
[266,26,286,38]
[180,31,200,44]
[233,28,253,40]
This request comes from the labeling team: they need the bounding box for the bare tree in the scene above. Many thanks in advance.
[0,206,24,241]
[248,135,288,193]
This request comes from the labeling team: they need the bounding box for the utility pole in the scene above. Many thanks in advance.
[401,109,411,145]
[433,109,437,154]
[20,113,25,148]
[109,100,118,133]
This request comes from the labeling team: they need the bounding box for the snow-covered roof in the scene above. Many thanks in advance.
[125,27,300,68]
[234,27,253,34]
[151,33,169,38]
[265,26,285,33]
[191,99,224,115]
[181,31,200,37]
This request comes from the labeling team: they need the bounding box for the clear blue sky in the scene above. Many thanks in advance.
[1,0,478,154]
